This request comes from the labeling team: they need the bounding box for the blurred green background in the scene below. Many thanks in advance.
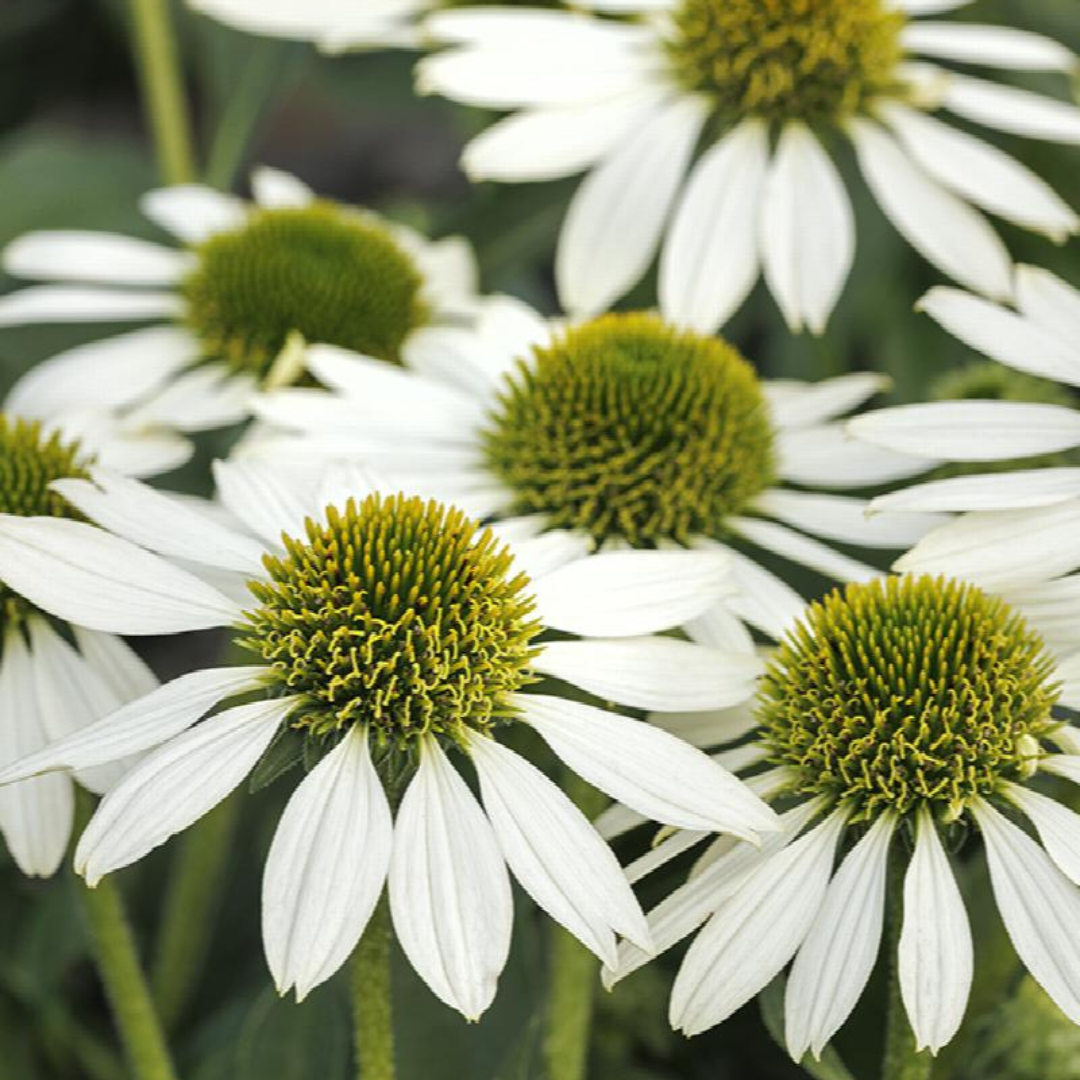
[0,1,1078,1077]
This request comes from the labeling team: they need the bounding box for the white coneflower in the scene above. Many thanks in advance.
[243,301,942,662]
[606,573,1080,1062]
[0,459,776,1016]
[0,167,478,463]
[0,414,158,877]
[419,1,1079,334]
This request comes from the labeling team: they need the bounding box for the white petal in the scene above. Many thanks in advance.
[779,424,932,488]
[0,633,73,876]
[140,185,247,243]
[4,230,191,286]
[424,7,652,47]
[896,502,1080,589]
[0,665,266,785]
[534,637,761,712]
[506,530,593,583]
[72,627,158,701]
[250,167,314,209]
[896,0,974,12]
[1006,784,1080,887]
[850,119,1012,301]
[515,693,777,839]
[4,327,197,419]
[703,543,806,642]
[212,459,313,547]
[670,811,846,1037]
[883,105,1078,241]
[532,549,732,638]
[649,703,757,749]
[1016,265,1080,340]
[54,469,265,574]
[684,600,756,655]
[899,806,972,1055]
[468,732,650,964]
[973,799,1080,1024]
[263,728,393,1000]
[556,95,708,318]
[755,490,946,549]
[785,814,894,1060]
[90,427,194,480]
[0,516,241,634]
[941,73,1080,145]
[389,741,512,1020]
[730,516,879,583]
[126,364,254,433]
[660,120,768,334]
[765,373,891,430]
[918,286,1080,387]
[75,696,294,885]
[0,286,182,326]
[903,23,1078,73]
[870,468,1080,515]
[761,123,854,334]
[849,401,1080,460]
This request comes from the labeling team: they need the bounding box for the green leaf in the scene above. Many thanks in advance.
[248,724,306,793]
[759,977,856,1080]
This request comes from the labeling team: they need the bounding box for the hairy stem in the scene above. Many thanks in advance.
[351,894,396,1080]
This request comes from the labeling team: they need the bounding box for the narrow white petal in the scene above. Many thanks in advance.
[649,703,757,749]
[903,23,1078,73]
[506,531,593,583]
[850,119,1012,301]
[72,627,158,701]
[212,459,313,547]
[263,728,393,1000]
[670,811,846,1037]
[871,468,1080,515]
[389,741,513,1020]
[424,7,652,47]
[702,543,806,642]
[468,732,650,964]
[556,95,708,318]
[5,230,191,286]
[785,814,894,1060]
[765,373,890,430]
[76,696,294,885]
[973,799,1080,1023]
[4,327,197,419]
[125,364,254,433]
[899,806,972,1055]
[1007,784,1080,887]
[0,516,241,634]
[896,502,1080,589]
[660,120,768,334]
[140,185,247,243]
[532,549,732,638]
[250,167,314,209]
[515,693,777,839]
[779,424,932,488]
[849,401,1080,460]
[761,124,854,334]
[534,637,761,712]
[89,428,194,481]
[54,469,265,574]
[895,0,973,12]
[0,286,181,326]
[684,600,756,655]
[1016,265,1080,340]
[941,73,1080,145]
[0,666,266,785]
[730,516,879,583]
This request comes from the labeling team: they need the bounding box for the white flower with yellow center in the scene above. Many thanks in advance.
[0,167,478,465]
[0,459,776,1016]
[419,0,1079,334]
[605,573,1080,1061]
[244,301,942,660]
[0,413,159,877]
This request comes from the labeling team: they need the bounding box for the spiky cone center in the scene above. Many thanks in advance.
[758,575,1060,824]
[181,203,430,382]
[239,494,542,751]
[481,312,776,549]
[0,414,90,632]
[667,0,905,128]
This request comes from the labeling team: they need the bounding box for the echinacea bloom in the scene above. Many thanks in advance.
[0,460,776,1016]
[607,573,1080,1060]
[0,167,478,463]
[244,301,941,658]
[0,413,158,877]
[420,1,1080,334]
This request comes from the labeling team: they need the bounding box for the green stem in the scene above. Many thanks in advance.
[544,771,607,1080]
[882,857,933,1080]
[150,793,242,1030]
[127,0,197,183]
[76,792,179,1080]
[351,894,396,1080]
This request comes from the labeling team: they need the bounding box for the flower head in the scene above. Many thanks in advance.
[0,459,777,1014]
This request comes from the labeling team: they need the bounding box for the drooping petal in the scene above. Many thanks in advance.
[389,740,513,1020]
[72,627,158,701]
[1006,784,1080,887]
[3,231,192,285]
[940,72,1080,145]
[1016,265,1080,340]
[902,22,1078,73]
[870,468,1080,515]
[468,732,650,965]
[730,516,879,583]
[0,286,182,327]
[263,728,393,1000]
[515,693,777,840]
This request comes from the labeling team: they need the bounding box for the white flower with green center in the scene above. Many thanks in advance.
[604,572,1080,1060]
[0,459,777,1016]
[419,0,1080,334]
[0,167,478,466]
[0,413,160,878]
[244,301,943,665]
